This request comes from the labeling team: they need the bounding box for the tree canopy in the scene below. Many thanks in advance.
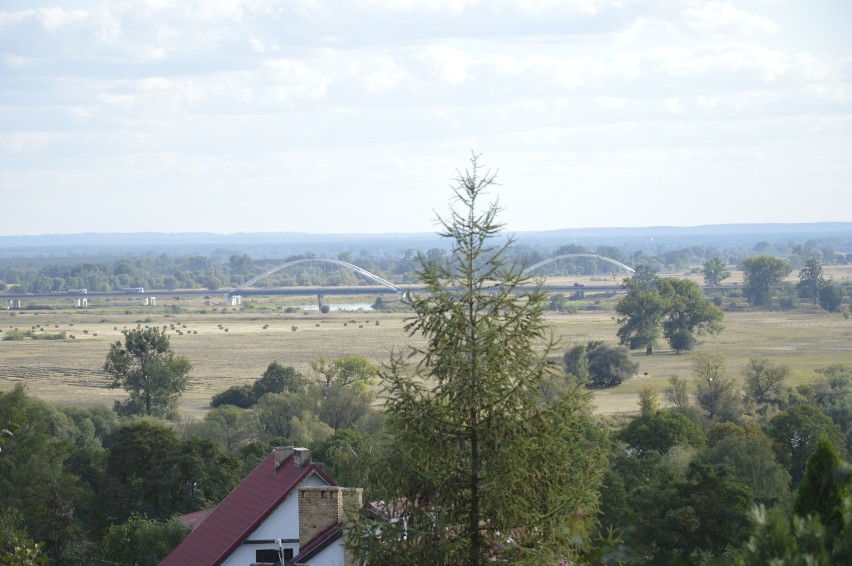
[104,327,191,419]
[616,271,723,354]
[742,255,792,308]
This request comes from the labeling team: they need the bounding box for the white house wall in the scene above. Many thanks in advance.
[220,472,330,566]
[301,540,346,566]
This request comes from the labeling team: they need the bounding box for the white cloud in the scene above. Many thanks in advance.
[362,54,407,93]
[421,45,473,84]
[680,1,779,37]
[38,7,89,32]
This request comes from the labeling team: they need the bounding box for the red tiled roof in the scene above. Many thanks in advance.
[161,451,335,566]
[179,508,214,531]
[292,521,343,565]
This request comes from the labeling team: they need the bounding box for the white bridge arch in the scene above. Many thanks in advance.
[229,258,400,295]
[523,254,636,276]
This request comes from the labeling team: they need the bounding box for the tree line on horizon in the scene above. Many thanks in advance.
[0,233,850,296]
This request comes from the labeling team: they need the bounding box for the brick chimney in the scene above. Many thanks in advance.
[293,447,311,468]
[274,446,294,469]
[298,487,363,548]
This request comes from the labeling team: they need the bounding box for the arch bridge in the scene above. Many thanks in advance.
[523,253,635,276]
[228,258,401,306]
[225,254,633,305]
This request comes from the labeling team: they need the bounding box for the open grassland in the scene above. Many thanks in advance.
[1,289,850,420]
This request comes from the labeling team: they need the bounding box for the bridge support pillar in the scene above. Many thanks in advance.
[317,294,324,310]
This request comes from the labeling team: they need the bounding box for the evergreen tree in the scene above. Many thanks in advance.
[348,156,606,564]
[794,435,850,536]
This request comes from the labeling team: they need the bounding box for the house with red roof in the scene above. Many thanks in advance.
[161,446,362,566]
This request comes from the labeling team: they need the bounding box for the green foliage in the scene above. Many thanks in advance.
[810,365,852,453]
[100,514,188,566]
[586,343,638,387]
[659,278,724,353]
[794,436,850,536]
[768,404,847,487]
[796,258,825,304]
[617,409,705,455]
[742,255,792,307]
[311,356,378,389]
[209,384,254,408]
[1,330,25,341]
[819,281,844,313]
[700,432,791,506]
[104,327,191,419]
[616,273,723,354]
[254,362,308,398]
[314,429,374,489]
[630,462,754,564]
[189,405,254,452]
[741,497,852,565]
[692,352,739,421]
[664,375,691,410]
[743,357,790,410]
[703,257,731,287]
[563,343,590,381]
[348,157,607,564]
[637,386,660,415]
[615,275,665,354]
[101,419,242,525]
[0,510,47,566]
[0,386,81,558]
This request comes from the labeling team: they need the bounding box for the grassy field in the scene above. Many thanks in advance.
[1,282,850,420]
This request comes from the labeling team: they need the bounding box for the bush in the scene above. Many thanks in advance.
[819,283,844,313]
[1,330,25,341]
[210,385,255,409]
[27,330,66,340]
[587,344,638,387]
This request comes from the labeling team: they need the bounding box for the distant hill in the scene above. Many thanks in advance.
[1,223,851,258]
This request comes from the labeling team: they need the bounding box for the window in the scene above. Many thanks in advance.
[254,547,294,564]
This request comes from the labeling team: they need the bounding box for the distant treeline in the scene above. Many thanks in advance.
[0,238,850,294]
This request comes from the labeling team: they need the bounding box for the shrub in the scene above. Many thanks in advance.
[210,385,255,409]
[587,344,638,387]
[2,330,26,341]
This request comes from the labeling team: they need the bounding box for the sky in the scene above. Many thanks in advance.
[1,0,850,236]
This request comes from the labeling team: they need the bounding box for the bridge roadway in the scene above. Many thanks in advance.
[3,284,628,301]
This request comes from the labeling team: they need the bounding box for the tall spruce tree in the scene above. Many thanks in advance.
[348,156,606,565]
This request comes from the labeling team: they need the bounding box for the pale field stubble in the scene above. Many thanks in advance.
[0,284,850,419]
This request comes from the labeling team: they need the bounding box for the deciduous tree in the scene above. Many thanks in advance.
[819,281,844,313]
[797,258,825,304]
[702,257,730,287]
[692,352,739,421]
[742,256,792,308]
[659,278,724,353]
[104,328,191,418]
[768,404,846,487]
[743,357,790,408]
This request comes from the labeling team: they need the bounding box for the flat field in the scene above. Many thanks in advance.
[1,289,850,420]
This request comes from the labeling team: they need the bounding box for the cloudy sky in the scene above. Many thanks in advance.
[1,0,850,236]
